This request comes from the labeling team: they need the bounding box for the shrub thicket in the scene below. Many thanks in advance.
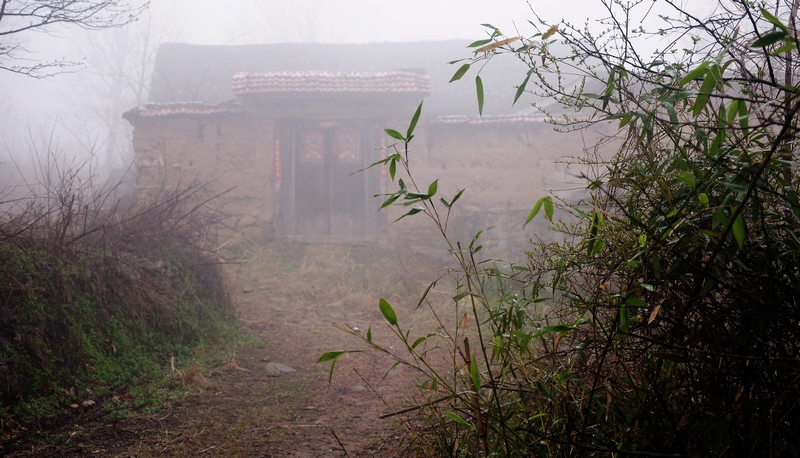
[0,169,236,437]
[323,1,800,456]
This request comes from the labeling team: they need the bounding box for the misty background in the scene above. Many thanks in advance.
[0,0,709,185]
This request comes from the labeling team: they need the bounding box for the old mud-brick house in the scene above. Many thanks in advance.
[124,41,596,247]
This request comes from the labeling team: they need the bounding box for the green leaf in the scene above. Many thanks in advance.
[718,180,748,194]
[662,101,678,126]
[467,38,493,48]
[543,196,554,222]
[524,197,547,227]
[751,30,787,48]
[732,214,745,249]
[772,43,797,55]
[652,253,661,278]
[411,336,427,349]
[539,324,573,333]
[416,280,437,309]
[384,129,405,141]
[470,359,481,393]
[394,207,425,222]
[366,327,372,342]
[389,158,396,181]
[317,351,347,384]
[738,99,749,135]
[638,234,647,247]
[626,298,647,307]
[513,70,533,105]
[760,7,790,33]
[451,189,465,207]
[443,411,473,428]
[317,350,346,363]
[427,179,438,197]
[379,298,398,325]
[475,75,484,116]
[678,61,709,86]
[620,305,630,332]
[693,69,718,117]
[379,193,401,209]
[407,102,423,138]
[453,291,473,302]
[698,193,709,207]
[727,99,739,123]
[449,63,471,83]
[602,67,616,110]
[677,171,696,188]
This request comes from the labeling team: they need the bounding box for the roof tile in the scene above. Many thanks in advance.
[231,70,431,96]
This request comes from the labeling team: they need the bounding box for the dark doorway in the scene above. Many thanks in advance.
[278,122,381,241]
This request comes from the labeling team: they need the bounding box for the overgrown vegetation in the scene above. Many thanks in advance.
[323,1,800,456]
[0,161,241,441]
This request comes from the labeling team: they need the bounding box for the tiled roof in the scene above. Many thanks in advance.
[429,115,549,125]
[231,71,431,96]
[123,102,242,118]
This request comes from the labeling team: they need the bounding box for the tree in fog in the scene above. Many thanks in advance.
[63,2,182,174]
[0,0,146,76]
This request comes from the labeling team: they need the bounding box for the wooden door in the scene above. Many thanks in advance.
[280,124,378,240]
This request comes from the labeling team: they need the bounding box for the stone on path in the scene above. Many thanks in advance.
[265,362,296,376]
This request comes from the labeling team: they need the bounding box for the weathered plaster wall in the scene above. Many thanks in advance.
[130,114,274,239]
[128,110,609,254]
[383,121,607,258]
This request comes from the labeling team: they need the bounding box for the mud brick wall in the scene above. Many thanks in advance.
[382,121,609,259]
[129,114,275,239]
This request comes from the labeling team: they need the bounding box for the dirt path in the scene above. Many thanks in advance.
[8,242,447,457]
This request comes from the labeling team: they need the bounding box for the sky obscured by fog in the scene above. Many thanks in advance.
[0,0,707,172]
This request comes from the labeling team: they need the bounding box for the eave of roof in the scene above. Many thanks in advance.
[429,114,549,125]
[123,102,242,119]
[232,70,431,96]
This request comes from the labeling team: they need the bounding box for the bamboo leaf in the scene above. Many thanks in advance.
[732,214,745,249]
[394,207,425,222]
[760,7,789,33]
[317,351,347,384]
[470,359,481,393]
[626,298,647,307]
[772,43,797,55]
[678,61,709,86]
[543,196,554,222]
[449,63,471,83]
[738,99,749,135]
[620,305,630,332]
[476,75,484,115]
[384,129,405,141]
[427,179,438,198]
[524,197,546,227]
[513,70,533,105]
[379,298,398,325]
[751,30,787,48]
[450,189,465,207]
[467,38,493,48]
[443,411,473,428]
[406,102,423,138]
[416,280,437,309]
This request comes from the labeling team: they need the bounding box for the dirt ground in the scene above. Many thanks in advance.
[5,241,455,457]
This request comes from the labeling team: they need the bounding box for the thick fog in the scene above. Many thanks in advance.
[0,0,710,190]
